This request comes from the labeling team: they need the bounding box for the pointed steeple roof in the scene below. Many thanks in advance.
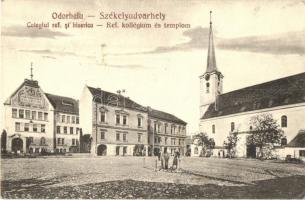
[206,11,217,73]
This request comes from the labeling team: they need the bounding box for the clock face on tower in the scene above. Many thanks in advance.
[205,74,210,81]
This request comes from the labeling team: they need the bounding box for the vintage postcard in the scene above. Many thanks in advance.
[1,0,305,199]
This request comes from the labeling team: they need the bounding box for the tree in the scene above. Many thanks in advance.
[193,132,215,157]
[247,114,284,159]
[223,132,239,158]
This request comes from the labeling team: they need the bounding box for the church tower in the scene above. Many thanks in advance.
[200,11,224,117]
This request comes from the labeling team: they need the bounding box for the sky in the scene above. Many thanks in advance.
[1,0,305,133]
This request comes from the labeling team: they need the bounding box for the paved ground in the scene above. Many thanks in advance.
[1,156,305,198]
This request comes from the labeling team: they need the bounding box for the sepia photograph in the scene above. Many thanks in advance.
[1,0,305,199]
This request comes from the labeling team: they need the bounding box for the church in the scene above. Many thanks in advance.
[196,12,305,160]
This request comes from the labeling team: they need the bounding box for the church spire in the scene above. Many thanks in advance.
[206,11,217,73]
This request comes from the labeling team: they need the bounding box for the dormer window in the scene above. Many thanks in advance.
[62,100,73,106]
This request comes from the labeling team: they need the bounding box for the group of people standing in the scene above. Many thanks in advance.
[157,148,180,170]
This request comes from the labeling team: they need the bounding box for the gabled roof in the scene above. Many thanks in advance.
[45,93,79,115]
[202,72,305,119]
[4,79,40,105]
[148,108,187,125]
[287,130,305,148]
[87,86,187,125]
[87,86,147,112]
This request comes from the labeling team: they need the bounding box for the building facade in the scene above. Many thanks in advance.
[197,14,305,160]
[45,93,80,153]
[79,86,149,156]
[79,85,188,156]
[147,108,187,156]
[1,78,80,154]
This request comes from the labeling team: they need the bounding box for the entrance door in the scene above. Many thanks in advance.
[97,144,107,156]
[12,138,23,153]
[247,145,256,158]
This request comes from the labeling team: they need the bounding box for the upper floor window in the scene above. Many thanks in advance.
[123,133,127,141]
[15,122,20,131]
[38,112,43,120]
[212,124,215,134]
[33,124,37,132]
[44,113,48,121]
[70,127,74,134]
[138,133,142,142]
[116,114,120,124]
[19,109,24,118]
[76,117,79,124]
[64,126,67,134]
[116,133,120,141]
[25,110,30,119]
[32,111,36,120]
[154,122,157,133]
[41,124,45,133]
[101,131,105,140]
[231,122,235,132]
[61,115,65,123]
[100,111,106,123]
[137,117,142,127]
[24,123,29,132]
[165,137,168,144]
[67,116,70,123]
[72,139,76,146]
[281,115,287,127]
[12,109,17,118]
[157,123,161,133]
[72,116,76,124]
[164,124,168,134]
[123,115,127,125]
[57,126,60,134]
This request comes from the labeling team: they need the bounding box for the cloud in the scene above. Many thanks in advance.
[112,26,305,56]
[18,49,94,58]
[219,30,305,55]
[2,25,70,39]
[109,27,210,56]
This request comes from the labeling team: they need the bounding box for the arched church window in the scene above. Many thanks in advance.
[212,125,215,134]
[281,115,287,127]
[206,82,210,93]
[231,122,235,132]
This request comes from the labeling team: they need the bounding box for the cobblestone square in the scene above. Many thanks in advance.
[1,156,305,198]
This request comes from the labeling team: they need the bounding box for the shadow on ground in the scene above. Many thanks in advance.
[2,175,305,199]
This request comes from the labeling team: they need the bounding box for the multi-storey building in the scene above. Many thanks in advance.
[1,78,80,154]
[79,86,149,156]
[79,85,188,156]
[147,108,187,155]
[45,94,80,153]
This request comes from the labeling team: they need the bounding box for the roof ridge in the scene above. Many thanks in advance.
[220,72,305,97]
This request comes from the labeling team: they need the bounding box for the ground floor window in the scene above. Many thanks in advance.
[300,150,305,157]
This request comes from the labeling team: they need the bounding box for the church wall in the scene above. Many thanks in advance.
[199,103,305,158]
